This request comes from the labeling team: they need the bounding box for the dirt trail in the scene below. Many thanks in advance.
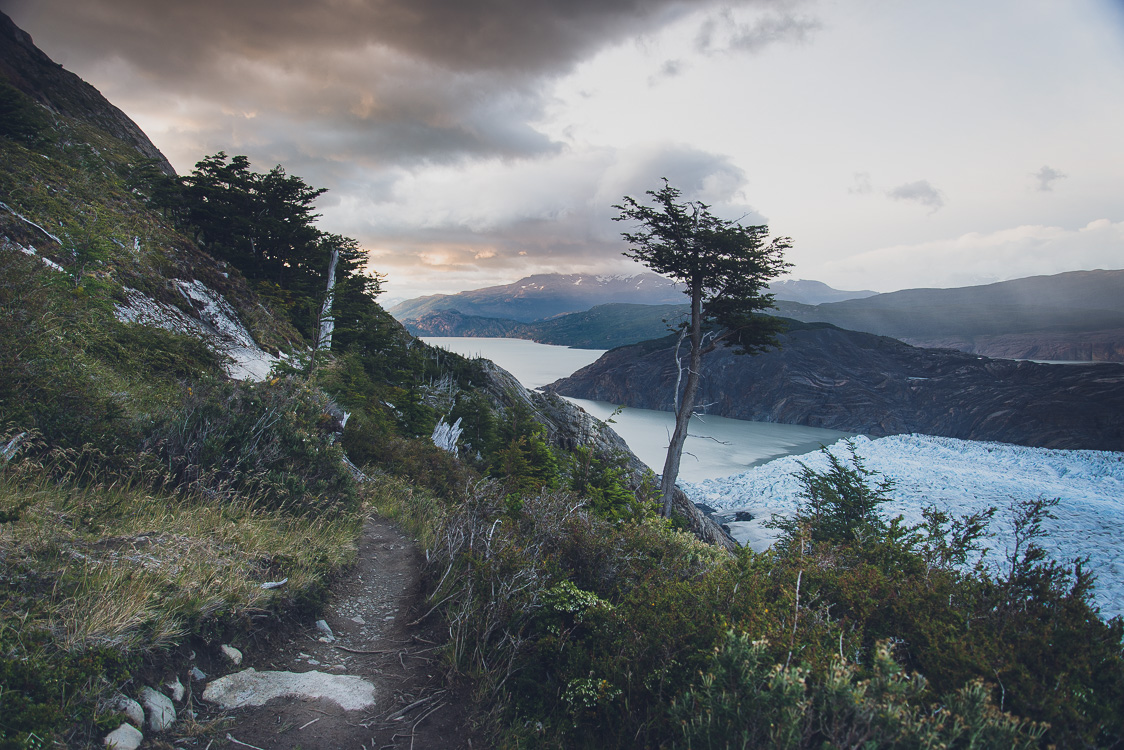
[195,516,476,750]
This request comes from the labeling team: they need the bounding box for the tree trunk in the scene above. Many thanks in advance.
[659,278,703,517]
[315,247,340,351]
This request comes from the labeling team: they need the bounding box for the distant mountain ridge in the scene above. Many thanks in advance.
[406,270,1124,362]
[390,273,874,323]
[389,272,685,322]
[406,303,688,349]
[773,269,1124,362]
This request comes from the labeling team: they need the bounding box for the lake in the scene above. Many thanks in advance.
[423,337,851,482]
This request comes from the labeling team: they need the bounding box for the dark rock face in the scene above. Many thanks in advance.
[0,11,176,175]
[545,326,1124,451]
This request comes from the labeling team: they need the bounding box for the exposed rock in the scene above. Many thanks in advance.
[545,326,1124,451]
[113,281,279,381]
[221,644,243,666]
[190,666,207,682]
[202,668,377,711]
[315,619,336,641]
[139,686,176,731]
[111,695,144,727]
[165,677,185,702]
[103,722,143,750]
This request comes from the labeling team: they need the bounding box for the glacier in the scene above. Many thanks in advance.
[681,433,1124,620]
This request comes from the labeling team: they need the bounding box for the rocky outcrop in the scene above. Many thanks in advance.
[0,11,176,175]
[474,360,736,551]
[545,325,1124,451]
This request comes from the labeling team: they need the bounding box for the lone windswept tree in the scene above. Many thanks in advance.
[614,180,791,517]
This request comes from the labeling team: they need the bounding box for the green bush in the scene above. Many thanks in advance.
[141,377,356,515]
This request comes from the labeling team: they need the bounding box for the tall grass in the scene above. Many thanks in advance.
[0,444,361,747]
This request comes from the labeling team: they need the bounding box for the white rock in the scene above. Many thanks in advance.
[139,686,176,731]
[111,695,144,728]
[104,722,143,749]
[315,619,335,641]
[190,666,207,681]
[203,668,376,711]
[165,677,185,702]
[221,644,243,665]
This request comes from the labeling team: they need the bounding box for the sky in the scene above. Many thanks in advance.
[5,0,1124,301]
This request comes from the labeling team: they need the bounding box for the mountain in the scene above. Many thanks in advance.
[769,278,876,305]
[772,270,1124,361]
[391,273,873,323]
[0,12,174,175]
[544,324,1124,451]
[389,272,685,322]
[404,303,688,349]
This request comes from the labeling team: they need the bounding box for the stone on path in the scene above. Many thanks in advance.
[111,695,144,727]
[139,686,176,731]
[203,668,376,712]
[104,722,143,749]
[221,644,243,665]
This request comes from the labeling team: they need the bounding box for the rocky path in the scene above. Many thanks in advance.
[193,516,476,750]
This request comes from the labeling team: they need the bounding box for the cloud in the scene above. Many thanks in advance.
[886,180,945,212]
[695,7,820,55]
[1033,165,1066,192]
[823,219,1124,291]
[330,143,762,297]
[649,58,686,85]
[848,171,873,195]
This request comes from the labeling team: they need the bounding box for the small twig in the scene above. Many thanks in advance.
[226,734,266,750]
[785,569,803,669]
[385,692,443,722]
[298,717,320,730]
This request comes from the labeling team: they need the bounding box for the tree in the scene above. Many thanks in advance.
[614,180,790,517]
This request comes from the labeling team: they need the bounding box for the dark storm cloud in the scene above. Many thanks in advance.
[5,0,795,170]
[887,180,945,212]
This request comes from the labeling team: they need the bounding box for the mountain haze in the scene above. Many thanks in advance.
[775,270,1124,361]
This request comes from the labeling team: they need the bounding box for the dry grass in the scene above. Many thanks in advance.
[0,469,360,655]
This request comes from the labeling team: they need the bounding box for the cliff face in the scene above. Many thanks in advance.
[0,11,176,175]
[545,326,1124,451]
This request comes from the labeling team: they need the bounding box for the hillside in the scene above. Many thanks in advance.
[545,325,1124,451]
[774,270,1124,361]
